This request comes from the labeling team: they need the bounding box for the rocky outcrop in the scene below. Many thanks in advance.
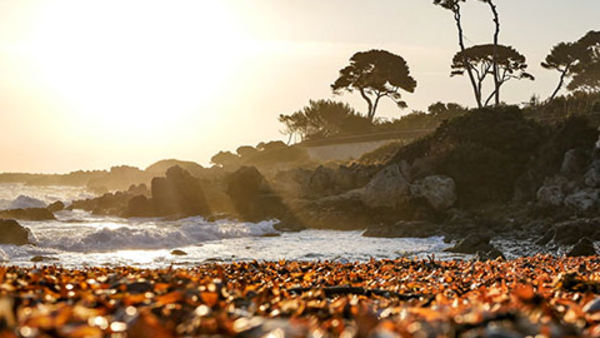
[560,148,589,179]
[304,164,379,197]
[552,219,600,245]
[47,201,65,213]
[564,189,599,211]
[360,164,411,209]
[69,192,133,216]
[567,237,597,257]
[126,166,211,218]
[226,166,304,231]
[151,166,210,217]
[0,208,55,221]
[0,219,33,245]
[410,175,456,210]
[536,176,568,208]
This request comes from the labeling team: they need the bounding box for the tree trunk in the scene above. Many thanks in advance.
[549,67,569,101]
[359,88,374,121]
[488,1,501,106]
[454,6,482,108]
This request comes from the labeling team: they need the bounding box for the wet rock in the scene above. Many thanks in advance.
[560,148,589,179]
[410,175,456,210]
[553,219,600,245]
[536,176,568,208]
[0,208,56,221]
[564,189,599,211]
[475,248,505,261]
[170,249,187,256]
[69,192,133,216]
[0,219,33,245]
[46,201,65,213]
[567,237,597,257]
[444,233,495,254]
[534,229,556,246]
[361,164,411,209]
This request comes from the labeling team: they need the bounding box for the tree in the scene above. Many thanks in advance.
[279,99,370,141]
[542,31,600,100]
[434,0,482,107]
[210,151,240,168]
[331,50,416,121]
[451,44,534,106]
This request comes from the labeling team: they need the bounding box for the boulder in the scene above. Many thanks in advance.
[410,175,456,210]
[567,237,597,257]
[585,160,600,188]
[47,201,65,213]
[536,176,568,208]
[306,166,336,196]
[226,167,304,231]
[560,148,589,179]
[69,192,133,216]
[0,219,33,245]
[564,189,599,211]
[0,208,55,221]
[126,195,155,217]
[7,195,46,209]
[553,219,600,245]
[150,166,211,217]
[475,248,505,261]
[170,249,187,256]
[444,233,495,254]
[361,164,411,209]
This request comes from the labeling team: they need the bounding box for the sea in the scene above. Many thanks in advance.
[0,183,501,268]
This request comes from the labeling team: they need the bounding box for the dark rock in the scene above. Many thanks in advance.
[68,192,133,216]
[534,229,556,246]
[31,255,58,263]
[260,233,281,238]
[0,219,33,245]
[47,201,65,213]
[126,195,155,217]
[170,249,187,256]
[475,248,505,261]
[306,166,336,196]
[151,166,211,217]
[567,237,597,257]
[226,167,304,230]
[363,221,440,238]
[127,184,150,197]
[560,148,589,179]
[583,297,600,313]
[0,208,56,221]
[553,219,600,245]
[444,233,495,254]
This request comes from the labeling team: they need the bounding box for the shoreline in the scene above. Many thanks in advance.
[0,256,599,337]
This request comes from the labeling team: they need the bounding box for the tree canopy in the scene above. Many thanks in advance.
[451,44,534,106]
[542,30,600,99]
[331,50,416,121]
[278,100,371,142]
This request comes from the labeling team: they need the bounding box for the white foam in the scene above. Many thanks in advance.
[6,195,46,210]
[33,217,279,252]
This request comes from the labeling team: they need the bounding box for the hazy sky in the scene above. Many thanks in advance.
[0,0,598,173]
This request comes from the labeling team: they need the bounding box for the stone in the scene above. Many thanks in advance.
[0,208,56,221]
[0,219,33,245]
[410,175,456,210]
[126,195,155,217]
[361,164,411,209]
[47,201,65,213]
[475,248,505,261]
[567,237,597,257]
[536,176,568,208]
[564,189,599,211]
[585,160,600,188]
[31,255,58,263]
[583,297,600,313]
[553,219,600,245]
[170,249,187,256]
[151,166,211,217]
[560,148,589,179]
[444,233,495,254]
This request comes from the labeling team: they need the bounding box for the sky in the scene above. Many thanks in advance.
[0,0,598,173]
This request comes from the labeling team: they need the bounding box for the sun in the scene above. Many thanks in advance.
[26,1,242,134]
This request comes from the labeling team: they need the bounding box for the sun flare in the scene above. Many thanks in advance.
[25,1,242,134]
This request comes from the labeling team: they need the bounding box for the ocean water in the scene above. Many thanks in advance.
[0,183,466,268]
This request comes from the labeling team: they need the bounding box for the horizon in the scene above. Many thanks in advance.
[0,0,598,173]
